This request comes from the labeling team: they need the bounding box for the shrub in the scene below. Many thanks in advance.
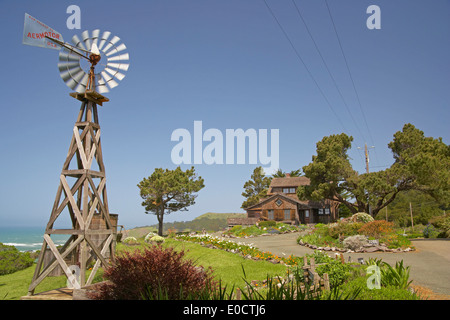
[380,234,412,249]
[379,260,412,290]
[338,277,420,300]
[0,243,34,275]
[429,214,450,237]
[351,212,374,223]
[88,245,216,300]
[122,236,138,244]
[259,221,276,228]
[144,232,158,243]
[328,221,364,239]
[358,220,394,239]
[343,235,368,251]
[316,260,353,288]
[149,235,165,243]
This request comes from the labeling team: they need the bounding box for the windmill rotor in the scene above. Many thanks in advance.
[57,29,130,94]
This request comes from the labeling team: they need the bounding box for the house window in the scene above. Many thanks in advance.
[318,209,324,215]
[268,210,274,220]
[275,199,282,206]
[284,209,290,220]
[325,208,330,215]
[282,188,296,193]
[305,210,310,218]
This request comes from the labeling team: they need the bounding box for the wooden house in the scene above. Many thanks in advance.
[245,174,338,225]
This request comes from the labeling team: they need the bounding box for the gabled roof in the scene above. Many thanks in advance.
[269,176,310,188]
[244,193,311,210]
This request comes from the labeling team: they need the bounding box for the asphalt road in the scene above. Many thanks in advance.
[223,232,450,296]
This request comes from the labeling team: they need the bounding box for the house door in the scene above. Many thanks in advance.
[304,209,311,224]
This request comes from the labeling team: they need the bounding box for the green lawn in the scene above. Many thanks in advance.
[1,239,287,300]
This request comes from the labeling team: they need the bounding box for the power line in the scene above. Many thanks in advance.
[262,0,349,134]
[324,0,381,167]
[290,0,367,144]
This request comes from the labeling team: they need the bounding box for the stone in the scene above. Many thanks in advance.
[364,246,381,253]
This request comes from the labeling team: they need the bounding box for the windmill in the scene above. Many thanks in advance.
[22,13,130,295]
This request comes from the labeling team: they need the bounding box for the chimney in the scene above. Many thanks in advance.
[286,173,290,178]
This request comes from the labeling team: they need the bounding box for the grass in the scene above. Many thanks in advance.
[1,239,286,300]
[0,266,67,300]
[118,239,287,289]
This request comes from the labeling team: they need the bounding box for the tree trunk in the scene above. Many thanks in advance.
[157,206,164,236]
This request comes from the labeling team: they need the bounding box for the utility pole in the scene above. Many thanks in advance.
[358,143,375,174]
[358,143,375,215]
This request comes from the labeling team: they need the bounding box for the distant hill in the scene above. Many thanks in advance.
[125,212,246,238]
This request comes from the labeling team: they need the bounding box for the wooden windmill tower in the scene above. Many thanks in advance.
[22,14,129,295]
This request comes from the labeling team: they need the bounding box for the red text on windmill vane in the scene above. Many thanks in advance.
[26,32,60,40]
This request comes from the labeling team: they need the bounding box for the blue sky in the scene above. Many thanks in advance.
[0,0,449,229]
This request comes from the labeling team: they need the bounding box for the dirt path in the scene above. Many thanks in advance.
[223,232,450,298]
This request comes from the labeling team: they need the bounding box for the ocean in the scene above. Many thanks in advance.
[0,226,70,252]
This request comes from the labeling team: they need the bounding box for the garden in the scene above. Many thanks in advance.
[222,221,303,238]
[0,229,424,300]
[85,233,422,300]
[296,213,418,253]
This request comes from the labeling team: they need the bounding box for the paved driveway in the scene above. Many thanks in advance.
[224,232,450,296]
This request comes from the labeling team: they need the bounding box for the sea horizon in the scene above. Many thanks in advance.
[0,226,70,252]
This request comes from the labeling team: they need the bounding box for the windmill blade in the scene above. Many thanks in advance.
[74,74,89,93]
[62,67,85,89]
[102,36,121,53]
[71,34,86,51]
[91,29,100,47]
[58,61,80,72]
[95,74,109,93]
[106,62,129,72]
[81,30,92,51]
[59,50,82,62]
[104,43,127,57]
[107,53,129,62]
[98,31,111,51]
[99,71,119,89]
[104,67,126,81]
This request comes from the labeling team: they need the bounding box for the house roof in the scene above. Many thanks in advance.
[244,193,312,210]
[269,176,310,188]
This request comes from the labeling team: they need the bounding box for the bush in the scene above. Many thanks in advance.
[122,236,138,244]
[358,220,395,239]
[316,260,353,288]
[343,235,368,251]
[259,221,276,228]
[429,214,450,238]
[423,224,440,238]
[351,212,374,223]
[338,277,420,300]
[88,245,216,300]
[149,235,165,243]
[144,232,158,243]
[0,243,34,275]
[328,221,364,239]
[380,234,412,249]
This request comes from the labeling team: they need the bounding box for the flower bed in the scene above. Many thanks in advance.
[176,234,303,266]
[297,215,415,253]
[222,222,300,238]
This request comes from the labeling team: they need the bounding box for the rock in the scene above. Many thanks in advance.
[269,259,279,264]
[364,246,381,253]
